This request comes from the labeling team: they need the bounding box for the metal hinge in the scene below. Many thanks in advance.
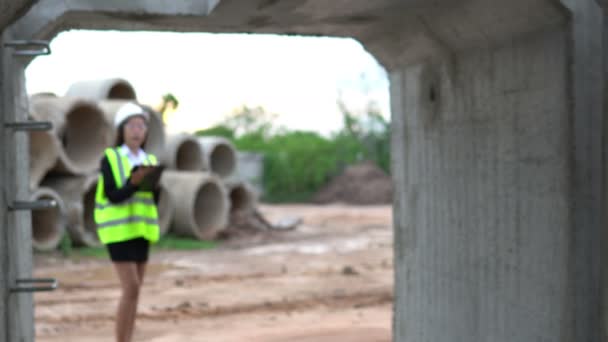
[10,278,58,293]
[8,199,57,211]
[4,121,53,132]
[4,40,51,56]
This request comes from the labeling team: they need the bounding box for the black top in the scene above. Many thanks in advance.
[100,156,160,204]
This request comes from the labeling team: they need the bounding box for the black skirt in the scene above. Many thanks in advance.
[106,237,150,262]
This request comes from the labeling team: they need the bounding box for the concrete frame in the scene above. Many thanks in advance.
[1,0,607,341]
[1,26,35,342]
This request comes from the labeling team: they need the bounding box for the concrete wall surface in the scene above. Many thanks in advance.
[392,28,574,342]
[0,0,36,31]
[390,1,604,341]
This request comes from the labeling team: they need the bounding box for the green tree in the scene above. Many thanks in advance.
[222,105,278,138]
[333,99,391,173]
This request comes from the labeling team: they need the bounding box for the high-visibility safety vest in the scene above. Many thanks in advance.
[94,147,160,245]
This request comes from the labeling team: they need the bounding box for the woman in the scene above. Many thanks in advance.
[94,102,160,342]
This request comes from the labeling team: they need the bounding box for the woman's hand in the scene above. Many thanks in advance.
[129,166,153,186]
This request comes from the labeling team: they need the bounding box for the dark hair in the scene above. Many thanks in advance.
[115,116,148,148]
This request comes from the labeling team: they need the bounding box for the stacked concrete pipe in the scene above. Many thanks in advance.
[141,104,166,156]
[30,187,66,251]
[29,96,113,175]
[28,130,60,189]
[157,182,175,236]
[163,134,206,171]
[42,176,100,247]
[65,78,137,100]
[30,92,57,99]
[81,178,101,247]
[161,171,229,240]
[97,100,166,156]
[198,136,237,178]
[225,181,257,214]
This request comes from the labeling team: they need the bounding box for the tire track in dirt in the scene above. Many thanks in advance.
[37,288,393,324]
[36,262,392,306]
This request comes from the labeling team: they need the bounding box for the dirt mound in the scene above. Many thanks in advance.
[314,161,392,205]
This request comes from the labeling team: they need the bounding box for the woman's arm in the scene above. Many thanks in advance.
[153,188,160,205]
[101,156,139,204]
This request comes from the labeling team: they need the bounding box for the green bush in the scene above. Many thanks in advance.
[196,104,390,202]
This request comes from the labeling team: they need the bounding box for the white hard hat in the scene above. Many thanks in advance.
[114,102,149,128]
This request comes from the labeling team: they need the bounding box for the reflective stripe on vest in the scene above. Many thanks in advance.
[94,147,160,245]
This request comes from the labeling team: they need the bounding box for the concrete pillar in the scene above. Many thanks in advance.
[0,47,6,338]
[598,0,608,336]
[604,5,608,340]
[0,29,35,342]
[390,1,604,341]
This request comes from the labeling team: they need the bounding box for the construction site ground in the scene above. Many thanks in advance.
[33,204,394,342]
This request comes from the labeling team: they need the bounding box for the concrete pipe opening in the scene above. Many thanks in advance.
[30,188,66,251]
[227,182,256,213]
[161,171,228,240]
[61,103,111,173]
[164,134,205,171]
[66,78,137,100]
[194,182,225,232]
[211,145,237,178]
[30,97,113,175]
[177,140,204,170]
[29,130,59,189]
[108,82,136,99]
[198,137,237,178]
[98,100,166,156]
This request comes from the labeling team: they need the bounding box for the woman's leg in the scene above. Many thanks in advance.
[127,262,147,340]
[136,262,147,284]
[113,262,141,342]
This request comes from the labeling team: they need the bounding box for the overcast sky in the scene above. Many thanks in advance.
[26,30,390,135]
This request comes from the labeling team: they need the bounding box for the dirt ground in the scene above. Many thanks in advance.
[33,204,394,342]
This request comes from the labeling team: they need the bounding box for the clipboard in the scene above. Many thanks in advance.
[135,165,166,192]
